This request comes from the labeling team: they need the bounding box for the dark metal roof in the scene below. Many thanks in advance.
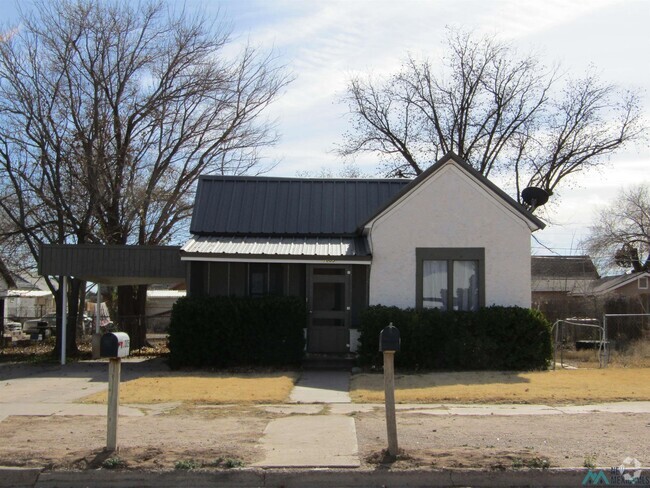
[531,255,599,279]
[39,244,185,285]
[190,176,409,236]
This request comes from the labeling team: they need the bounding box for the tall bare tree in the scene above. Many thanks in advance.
[340,28,644,203]
[585,185,650,273]
[0,0,290,352]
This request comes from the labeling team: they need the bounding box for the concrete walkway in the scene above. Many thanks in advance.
[0,358,173,422]
[253,415,360,467]
[253,370,359,467]
[289,370,351,403]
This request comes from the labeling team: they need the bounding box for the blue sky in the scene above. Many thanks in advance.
[2,0,649,265]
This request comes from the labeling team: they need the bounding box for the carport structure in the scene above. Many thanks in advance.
[38,244,186,363]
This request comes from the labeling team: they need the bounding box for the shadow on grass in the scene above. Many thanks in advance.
[353,370,532,394]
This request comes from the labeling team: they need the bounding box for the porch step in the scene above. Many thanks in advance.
[302,353,357,370]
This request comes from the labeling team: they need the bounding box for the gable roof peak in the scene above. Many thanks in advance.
[362,152,546,231]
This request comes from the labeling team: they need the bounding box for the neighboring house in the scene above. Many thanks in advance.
[146,287,187,333]
[569,272,650,347]
[147,288,187,317]
[584,272,650,313]
[0,257,17,332]
[180,152,545,354]
[4,272,55,321]
[531,255,600,321]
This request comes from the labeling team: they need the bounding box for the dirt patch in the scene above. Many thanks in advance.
[364,446,549,470]
[354,408,650,469]
[351,368,650,404]
[82,372,298,404]
[0,411,269,470]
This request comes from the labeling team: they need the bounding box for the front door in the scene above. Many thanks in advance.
[307,265,351,353]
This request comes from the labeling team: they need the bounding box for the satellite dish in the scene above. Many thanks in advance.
[521,187,549,211]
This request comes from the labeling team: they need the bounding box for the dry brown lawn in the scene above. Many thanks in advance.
[83,372,298,404]
[351,368,650,404]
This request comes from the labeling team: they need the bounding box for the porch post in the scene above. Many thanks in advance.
[96,283,101,334]
[60,276,67,365]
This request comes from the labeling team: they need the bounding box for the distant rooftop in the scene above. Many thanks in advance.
[531,255,599,279]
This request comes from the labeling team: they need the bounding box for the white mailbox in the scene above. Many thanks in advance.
[100,332,130,358]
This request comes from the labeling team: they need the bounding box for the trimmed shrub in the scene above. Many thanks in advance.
[358,305,552,371]
[168,296,306,369]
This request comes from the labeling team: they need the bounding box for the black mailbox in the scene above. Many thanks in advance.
[379,323,400,352]
[100,332,130,358]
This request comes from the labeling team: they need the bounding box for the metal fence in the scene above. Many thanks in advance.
[552,313,650,368]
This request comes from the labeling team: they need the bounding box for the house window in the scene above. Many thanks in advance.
[249,263,268,297]
[248,263,285,297]
[416,248,485,311]
[639,277,649,290]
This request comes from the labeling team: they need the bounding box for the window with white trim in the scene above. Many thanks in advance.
[639,276,649,290]
[416,248,485,311]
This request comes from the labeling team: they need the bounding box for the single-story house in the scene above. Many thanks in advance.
[3,270,54,321]
[579,271,650,316]
[586,272,650,300]
[0,257,17,332]
[180,152,545,354]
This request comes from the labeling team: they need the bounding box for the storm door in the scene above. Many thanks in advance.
[306,265,351,353]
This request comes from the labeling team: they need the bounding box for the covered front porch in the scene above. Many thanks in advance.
[181,236,371,354]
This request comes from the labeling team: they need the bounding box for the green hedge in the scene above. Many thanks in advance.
[358,305,552,370]
[168,296,306,369]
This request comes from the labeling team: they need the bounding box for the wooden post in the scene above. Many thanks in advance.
[383,350,398,457]
[106,357,121,451]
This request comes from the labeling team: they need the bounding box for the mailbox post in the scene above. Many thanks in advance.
[379,323,400,457]
[100,332,130,452]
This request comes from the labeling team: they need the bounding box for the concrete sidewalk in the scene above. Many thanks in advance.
[289,370,351,403]
[254,370,359,467]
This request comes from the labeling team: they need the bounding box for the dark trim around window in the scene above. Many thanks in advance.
[415,247,485,310]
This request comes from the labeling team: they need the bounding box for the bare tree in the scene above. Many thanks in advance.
[585,185,650,273]
[0,0,290,351]
[340,28,644,202]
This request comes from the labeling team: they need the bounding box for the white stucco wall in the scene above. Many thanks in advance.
[368,161,534,309]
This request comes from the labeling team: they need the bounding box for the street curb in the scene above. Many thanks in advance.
[0,467,593,488]
[0,467,42,488]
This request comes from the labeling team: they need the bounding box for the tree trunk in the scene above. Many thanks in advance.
[117,285,148,349]
[66,278,82,355]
